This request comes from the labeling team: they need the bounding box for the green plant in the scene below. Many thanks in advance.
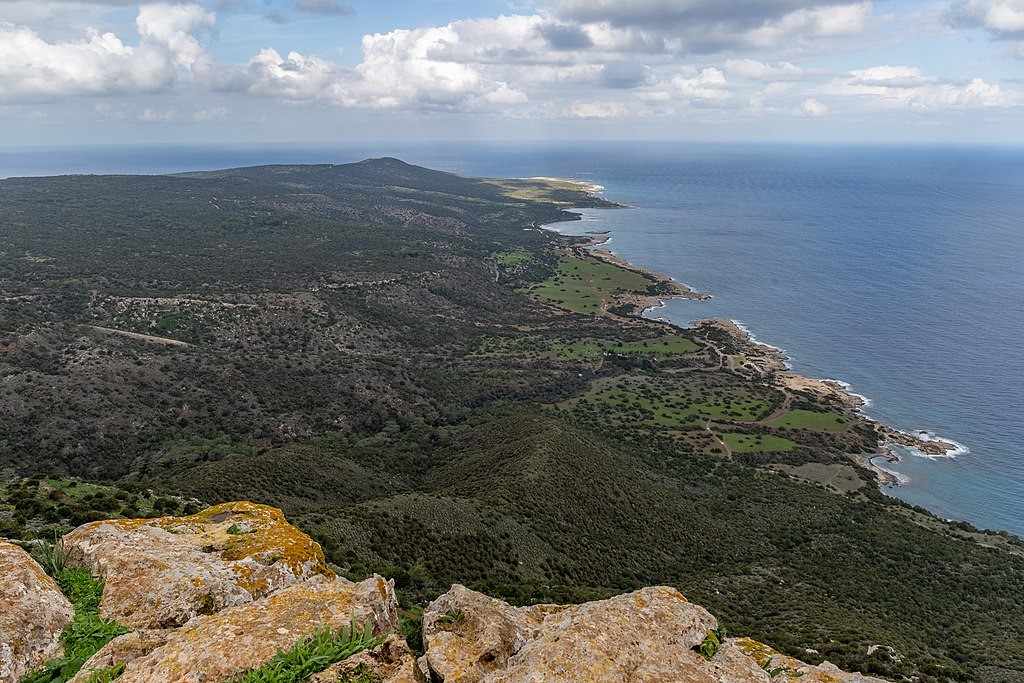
[226,523,252,535]
[21,569,128,683]
[31,535,69,578]
[236,623,381,683]
[436,609,465,628]
[399,607,424,655]
[696,626,727,661]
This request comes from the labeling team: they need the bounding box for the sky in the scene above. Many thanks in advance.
[0,0,1022,145]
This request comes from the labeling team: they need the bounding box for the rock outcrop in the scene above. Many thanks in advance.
[61,501,331,628]
[3,502,891,683]
[0,541,74,683]
[420,585,889,683]
[80,574,400,683]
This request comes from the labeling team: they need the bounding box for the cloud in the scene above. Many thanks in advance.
[566,101,630,118]
[746,2,870,46]
[847,65,930,87]
[554,0,873,52]
[537,21,593,50]
[236,19,531,111]
[949,0,1024,37]
[801,97,830,116]
[670,67,731,102]
[136,3,215,68]
[600,62,650,89]
[0,3,214,102]
[725,58,804,81]
[828,65,1018,109]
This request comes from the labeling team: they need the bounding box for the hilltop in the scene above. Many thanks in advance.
[5,502,888,683]
[2,159,1023,681]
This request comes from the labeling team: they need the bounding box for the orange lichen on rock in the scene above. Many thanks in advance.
[111,575,399,683]
[61,501,332,629]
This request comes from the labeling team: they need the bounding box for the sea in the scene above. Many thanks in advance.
[3,142,1022,536]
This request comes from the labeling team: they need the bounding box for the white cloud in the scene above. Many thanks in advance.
[670,67,730,102]
[748,2,871,46]
[136,3,215,68]
[828,66,1018,109]
[801,97,830,116]
[847,65,930,87]
[566,101,630,118]
[725,59,804,81]
[0,3,214,102]
[950,0,1024,35]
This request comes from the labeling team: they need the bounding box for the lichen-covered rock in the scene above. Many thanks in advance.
[420,586,890,683]
[68,630,172,683]
[421,584,568,681]
[309,634,421,683]
[734,637,889,683]
[113,574,399,682]
[61,501,331,628]
[422,585,717,682]
[0,540,73,683]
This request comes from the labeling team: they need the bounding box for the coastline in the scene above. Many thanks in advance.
[539,179,965,488]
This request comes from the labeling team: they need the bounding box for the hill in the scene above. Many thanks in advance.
[2,159,1023,681]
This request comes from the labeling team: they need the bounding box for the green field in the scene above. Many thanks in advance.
[493,249,533,267]
[526,256,653,314]
[564,376,775,431]
[721,433,796,453]
[768,409,849,432]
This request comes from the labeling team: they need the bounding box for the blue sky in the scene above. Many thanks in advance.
[0,0,1022,145]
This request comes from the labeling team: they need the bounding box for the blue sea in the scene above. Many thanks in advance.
[3,142,1023,536]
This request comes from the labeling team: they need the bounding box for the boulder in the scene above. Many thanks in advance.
[0,540,74,683]
[112,574,399,683]
[421,585,718,683]
[69,630,172,683]
[420,586,890,683]
[61,501,331,628]
[309,634,421,683]
[421,584,568,681]
[733,637,889,683]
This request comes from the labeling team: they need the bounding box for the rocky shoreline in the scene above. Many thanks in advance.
[543,186,963,487]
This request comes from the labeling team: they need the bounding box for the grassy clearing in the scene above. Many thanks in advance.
[721,433,796,454]
[562,376,776,432]
[525,256,653,314]
[23,543,128,683]
[493,249,533,267]
[236,623,381,683]
[768,409,849,432]
[484,179,592,205]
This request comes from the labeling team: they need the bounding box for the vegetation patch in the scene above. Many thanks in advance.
[236,624,381,683]
[524,256,654,314]
[768,409,849,432]
[721,433,796,454]
[493,249,533,267]
[470,333,699,362]
[23,543,129,683]
[0,476,194,542]
[563,375,777,433]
